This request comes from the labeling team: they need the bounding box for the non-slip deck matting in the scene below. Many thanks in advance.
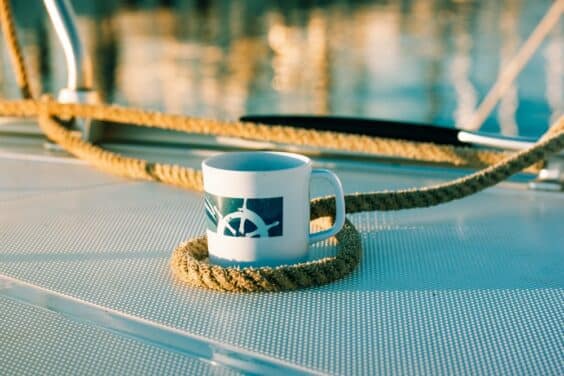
[1,155,562,375]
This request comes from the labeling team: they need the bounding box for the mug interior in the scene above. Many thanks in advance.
[203,151,309,172]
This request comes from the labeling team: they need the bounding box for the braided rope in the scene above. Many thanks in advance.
[170,117,563,292]
[0,0,562,292]
[29,98,562,292]
[170,218,361,292]
[0,97,534,171]
[0,0,33,99]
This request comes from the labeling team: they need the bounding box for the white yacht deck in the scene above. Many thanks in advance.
[1,133,562,375]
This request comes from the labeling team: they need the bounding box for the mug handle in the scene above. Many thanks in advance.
[308,169,346,244]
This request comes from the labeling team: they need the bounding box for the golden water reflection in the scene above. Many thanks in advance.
[1,0,561,137]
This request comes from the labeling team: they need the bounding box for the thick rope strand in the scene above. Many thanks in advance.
[32,102,563,292]
[170,217,362,293]
[171,117,562,292]
[0,97,541,173]
[32,96,562,217]
[316,118,564,216]
[0,0,33,99]
[0,0,562,292]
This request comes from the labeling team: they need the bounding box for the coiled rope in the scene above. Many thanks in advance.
[0,0,562,292]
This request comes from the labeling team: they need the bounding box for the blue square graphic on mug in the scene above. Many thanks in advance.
[205,193,283,238]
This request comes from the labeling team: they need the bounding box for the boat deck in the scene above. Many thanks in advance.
[1,135,562,375]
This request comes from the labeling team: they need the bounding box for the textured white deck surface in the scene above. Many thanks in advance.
[1,141,563,375]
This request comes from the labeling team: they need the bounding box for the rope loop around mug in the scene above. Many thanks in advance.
[0,0,563,292]
[24,97,564,292]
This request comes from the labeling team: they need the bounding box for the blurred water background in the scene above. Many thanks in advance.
[1,0,562,138]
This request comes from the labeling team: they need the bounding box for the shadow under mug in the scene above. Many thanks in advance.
[202,151,346,267]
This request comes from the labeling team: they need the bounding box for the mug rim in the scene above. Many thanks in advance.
[202,151,311,174]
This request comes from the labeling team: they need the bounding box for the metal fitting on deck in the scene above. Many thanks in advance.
[459,130,563,191]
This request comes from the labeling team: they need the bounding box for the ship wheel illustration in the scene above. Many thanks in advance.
[206,198,280,238]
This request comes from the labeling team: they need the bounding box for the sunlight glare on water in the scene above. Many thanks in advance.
[1,0,562,138]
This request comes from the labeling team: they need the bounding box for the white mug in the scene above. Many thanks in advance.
[202,151,346,267]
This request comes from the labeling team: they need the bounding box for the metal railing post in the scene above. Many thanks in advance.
[43,0,101,141]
